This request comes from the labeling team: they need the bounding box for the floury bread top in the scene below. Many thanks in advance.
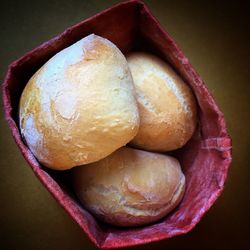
[19,34,139,170]
[127,52,197,151]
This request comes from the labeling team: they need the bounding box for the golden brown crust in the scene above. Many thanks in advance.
[19,34,139,170]
[72,147,185,227]
[127,52,197,151]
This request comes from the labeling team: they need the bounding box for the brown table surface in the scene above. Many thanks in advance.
[1,0,249,249]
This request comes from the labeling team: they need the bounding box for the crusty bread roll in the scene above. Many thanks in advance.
[127,52,197,151]
[19,34,139,170]
[72,147,185,227]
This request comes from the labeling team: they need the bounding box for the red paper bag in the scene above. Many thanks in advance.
[2,0,232,248]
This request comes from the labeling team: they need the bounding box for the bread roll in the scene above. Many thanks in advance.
[19,34,139,170]
[127,52,197,151]
[72,147,185,227]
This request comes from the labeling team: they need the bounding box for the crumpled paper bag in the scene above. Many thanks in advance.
[2,0,232,248]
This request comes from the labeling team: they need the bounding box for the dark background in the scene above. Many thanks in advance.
[0,0,249,249]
